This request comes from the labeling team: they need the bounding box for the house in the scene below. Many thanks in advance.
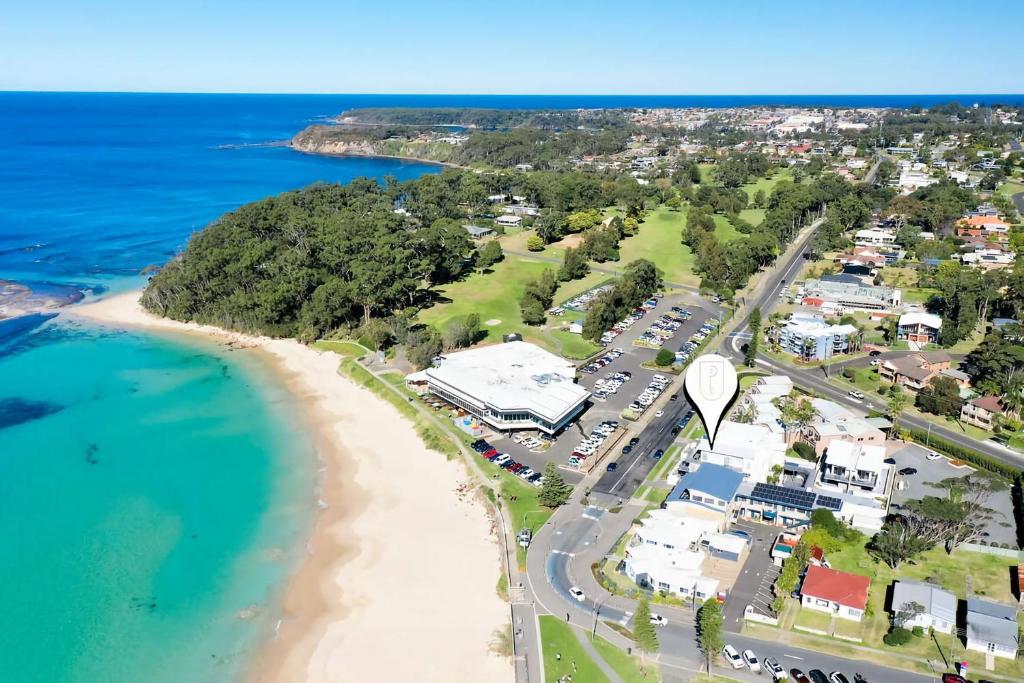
[495,215,523,228]
[697,422,787,483]
[463,224,495,239]
[878,352,952,393]
[960,214,1010,236]
[777,316,860,361]
[897,312,942,344]
[819,441,890,496]
[890,580,956,635]
[961,395,1016,431]
[407,341,589,435]
[503,204,540,217]
[800,565,871,621]
[802,398,886,457]
[801,278,901,312]
[854,228,897,247]
[966,598,1020,659]
[664,463,745,515]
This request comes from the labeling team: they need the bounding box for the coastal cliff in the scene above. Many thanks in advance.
[290,124,458,165]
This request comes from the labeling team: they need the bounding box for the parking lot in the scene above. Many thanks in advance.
[888,442,1019,547]
[480,291,721,487]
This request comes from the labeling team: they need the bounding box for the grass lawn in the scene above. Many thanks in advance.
[617,206,698,285]
[738,371,768,390]
[591,634,661,683]
[713,214,743,242]
[739,208,766,226]
[539,616,610,683]
[997,179,1024,200]
[794,607,833,633]
[417,255,600,359]
[681,416,705,439]
[836,366,882,394]
[902,287,941,305]
[879,266,919,288]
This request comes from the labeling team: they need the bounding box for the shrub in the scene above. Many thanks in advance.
[883,628,913,646]
[526,235,545,252]
[911,626,925,637]
[793,441,817,462]
[898,428,1020,480]
[655,349,676,366]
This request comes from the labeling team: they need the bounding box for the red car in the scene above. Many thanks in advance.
[485,452,502,461]
[483,448,498,458]
[941,675,968,683]
[790,671,811,683]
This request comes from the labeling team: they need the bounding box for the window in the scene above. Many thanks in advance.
[658,582,670,591]
[815,599,830,607]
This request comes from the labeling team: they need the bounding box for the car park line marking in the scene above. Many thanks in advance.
[784,654,803,660]
[550,550,575,557]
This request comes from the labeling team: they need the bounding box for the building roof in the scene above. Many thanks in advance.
[825,440,885,473]
[463,224,494,237]
[970,395,1006,414]
[669,463,744,504]
[898,312,942,329]
[966,598,1019,650]
[698,421,787,462]
[801,565,870,610]
[892,580,956,624]
[425,342,589,424]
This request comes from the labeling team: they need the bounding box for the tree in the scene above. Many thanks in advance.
[893,601,926,629]
[558,246,590,282]
[915,376,963,417]
[753,189,766,209]
[744,307,762,366]
[907,473,1006,554]
[474,240,504,271]
[633,598,659,654]
[537,462,572,508]
[443,313,480,350]
[776,396,817,443]
[867,517,937,570]
[665,194,682,211]
[526,234,545,252]
[405,326,443,370]
[887,386,907,431]
[655,349,675,366]
[696,598,724,674]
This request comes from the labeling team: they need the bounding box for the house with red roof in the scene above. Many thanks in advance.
[800,564,870,621]
[961,395,1018,431]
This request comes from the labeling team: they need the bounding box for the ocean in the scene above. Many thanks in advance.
[1,90,1021,682]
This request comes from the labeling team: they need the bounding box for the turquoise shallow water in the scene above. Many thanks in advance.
[0,320,317,682]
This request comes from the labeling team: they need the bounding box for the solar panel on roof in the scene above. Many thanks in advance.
[749,483,817,511]
[815,495,843,511]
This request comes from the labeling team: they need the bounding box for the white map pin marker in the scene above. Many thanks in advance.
[683,353,739,450]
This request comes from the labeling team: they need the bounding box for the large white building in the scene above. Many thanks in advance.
[698,421,787,483]
[819,440,890,496]
[407,341,589,434]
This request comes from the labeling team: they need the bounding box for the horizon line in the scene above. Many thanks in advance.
[3,89,1024,98]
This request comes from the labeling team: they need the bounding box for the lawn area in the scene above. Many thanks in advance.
[417,254,600,359]
[713,214,743,243]
[681,415,705,439]
[539,616,610,683]
[997,178,1024,200]
[617,206,698,285]
[739,168,794,200]
[903,286,941,305]
[879,266,919,288]
[794,607,833,633]
[836,366,882,394]
[739,207,766,226]
[738,370,768,390]
[591,634,661,683]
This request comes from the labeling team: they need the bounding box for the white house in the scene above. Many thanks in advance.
[495,214,523,228]
[854,228,897,247]
[698,422,787,483]
[891,580,956,635]
[966,598,1019,660]
[819,440,890,496]
[623,509,723,603]
[800,565,871,622]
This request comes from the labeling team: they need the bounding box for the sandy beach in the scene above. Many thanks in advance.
[70,292,512,683]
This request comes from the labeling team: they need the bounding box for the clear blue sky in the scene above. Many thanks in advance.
[2,0,1021,94]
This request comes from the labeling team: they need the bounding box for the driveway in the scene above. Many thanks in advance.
[723,520,783,628]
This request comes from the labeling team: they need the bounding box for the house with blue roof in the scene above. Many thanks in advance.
[665,463,744,517]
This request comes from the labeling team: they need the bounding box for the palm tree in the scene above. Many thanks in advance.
[887,386,907,432]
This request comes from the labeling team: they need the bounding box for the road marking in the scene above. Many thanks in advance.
[784,654,803,660]
[755,359,771,367]
[582,512,602,521]
[550,549,575,557]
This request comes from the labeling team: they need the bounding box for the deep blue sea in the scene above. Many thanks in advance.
[0,91,1022,682]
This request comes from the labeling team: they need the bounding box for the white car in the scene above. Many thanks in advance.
[764,656,786,680]
[926,450,943,461]
[848,390,865,400]
[742,649,761,672]
[870,359,881,366]
[649,613,667,626]
[722,644,744,669]
[568,586,585,602]
[655,410,665,417]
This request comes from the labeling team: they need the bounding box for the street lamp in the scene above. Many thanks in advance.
[592,595,609,639]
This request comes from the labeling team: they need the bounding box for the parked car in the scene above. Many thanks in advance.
[764,657,786,680]
[941,675,968,683]
[868,350,882,357]
[808,671,829,683]
[790,670,811,683]
[742,649,760,672]
[848,390,865,400]
[722,645,743,669]
[606,462,618,472]
[828,673,850,683]
[926,451,943,461]
[655,409,664,417]
[630,436,641,445]
[568,586,585,602]
[870,359,881,366]
[898,467,918,476]
[649,613,667,626]
[652,449,664,460]
[622,445,633,455]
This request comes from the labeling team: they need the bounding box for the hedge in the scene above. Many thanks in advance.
[897,427,1021,480]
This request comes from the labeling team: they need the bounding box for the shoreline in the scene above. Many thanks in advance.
[288,142,468,170]
[67,292,512,683]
